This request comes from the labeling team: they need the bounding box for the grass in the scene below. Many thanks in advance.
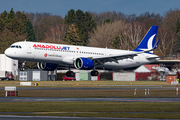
[0,80,174,87]
[0,80,178,98]
[0,89,179,98]
[1,102,180,119]
[0,80,180,119]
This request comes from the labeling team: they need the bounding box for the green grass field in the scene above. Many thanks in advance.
[0,102,180,119]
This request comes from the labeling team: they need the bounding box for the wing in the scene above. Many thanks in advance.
[92,51,141,64]
[92,41,159,65]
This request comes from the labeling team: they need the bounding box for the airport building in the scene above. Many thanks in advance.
[0,54,18,80]
[18,69,57,81]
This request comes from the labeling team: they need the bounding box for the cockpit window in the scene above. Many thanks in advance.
[10,46,15,48]
[10,45,22,49]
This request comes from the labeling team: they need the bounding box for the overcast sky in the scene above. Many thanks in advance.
[0,0,180,17]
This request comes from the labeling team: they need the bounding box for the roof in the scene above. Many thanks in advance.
[134,64,160,73]
[144,64,160,72]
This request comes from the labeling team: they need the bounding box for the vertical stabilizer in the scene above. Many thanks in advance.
[133,26,159,53]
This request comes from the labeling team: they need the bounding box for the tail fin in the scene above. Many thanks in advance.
[133,25,159,54]
[153,39,160,50]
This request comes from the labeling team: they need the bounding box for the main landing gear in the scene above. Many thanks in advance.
[66,67,75,77]
[66,68,99,77]
[66,71,75,77]
[91,70,99,76]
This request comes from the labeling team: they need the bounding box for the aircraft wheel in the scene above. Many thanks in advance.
[70,71,75,77]
[91,70,99,76]
[66,71,75,77]
[94,71,99,76]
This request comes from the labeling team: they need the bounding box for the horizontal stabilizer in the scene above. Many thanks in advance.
[147,55,177,60]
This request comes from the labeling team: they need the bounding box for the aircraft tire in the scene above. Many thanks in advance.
[91,70,99,76]
[66,71,75,77]
[70,71,75,77]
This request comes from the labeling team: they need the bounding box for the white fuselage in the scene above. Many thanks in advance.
[4,41,159,70]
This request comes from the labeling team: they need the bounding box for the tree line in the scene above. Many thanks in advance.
[0,8,36,53]
[1,8,180,58]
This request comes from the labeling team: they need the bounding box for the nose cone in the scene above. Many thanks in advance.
[4,48,11,57]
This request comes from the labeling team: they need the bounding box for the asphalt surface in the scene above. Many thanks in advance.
[0,97,180,102]
[0,115,179,120]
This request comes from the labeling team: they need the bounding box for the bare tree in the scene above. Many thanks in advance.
[91,11,127,25]
[88,20,126,48]
[43,24,68,43]
[164,9,180,32]
[26,12,64,41]
[114,22,145,50]
[124,22,145,49]
[156,25,175,56]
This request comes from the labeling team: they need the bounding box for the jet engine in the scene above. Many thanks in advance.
[74,57,94,70]
[37,62,57,71]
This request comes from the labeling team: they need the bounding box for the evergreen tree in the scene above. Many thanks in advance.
[64,9,96,45]
[112,32,128,49]
[5,8,15,23]
[23,19,36,41]
[6,17,23,35]
[63,24,84,45]
[174,19,180,53]
[176,19,180,34]
[112,36,120,49]
[0,8,36,53]
[104,19,111,23]
[64,9,75,25]
[0,19,5,32]
[0,10,8,21]
[16,11,27,24]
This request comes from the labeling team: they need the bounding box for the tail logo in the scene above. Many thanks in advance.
[139,34,156,51]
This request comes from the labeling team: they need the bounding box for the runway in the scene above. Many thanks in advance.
[1,115,178,120]
[0,97,180,102]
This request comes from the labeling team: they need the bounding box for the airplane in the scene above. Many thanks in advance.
[5,25,160,77]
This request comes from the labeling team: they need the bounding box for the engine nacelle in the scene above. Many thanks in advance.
[74,57,94,70]
[37,62,57,71]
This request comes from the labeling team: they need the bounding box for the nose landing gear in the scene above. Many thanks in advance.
[20,61,26,71]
